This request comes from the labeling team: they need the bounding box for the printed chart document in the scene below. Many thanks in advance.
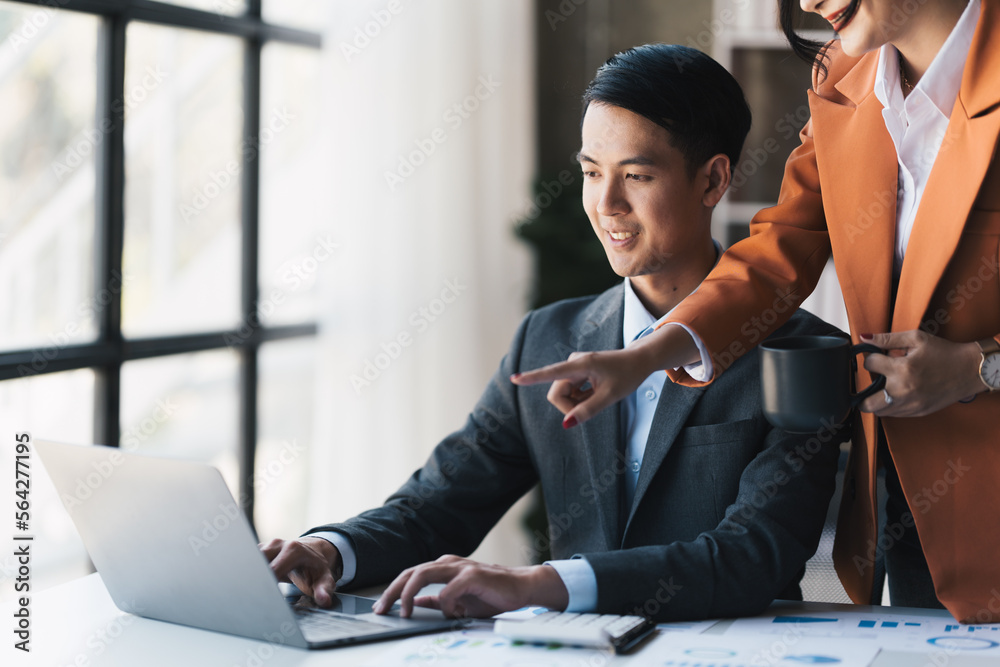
[725,610,1000,657]
[630,632,880,667]
[361,628,881,667]
[361,629,615,666]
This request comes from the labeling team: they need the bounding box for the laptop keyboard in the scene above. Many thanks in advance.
[293,606,391,641]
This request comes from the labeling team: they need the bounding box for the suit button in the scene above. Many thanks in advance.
[644,389,656,400]
[631,461,640,473]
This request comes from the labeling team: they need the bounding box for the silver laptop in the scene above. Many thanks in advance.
[35,439,460,649]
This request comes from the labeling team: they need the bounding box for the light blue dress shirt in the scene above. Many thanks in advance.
[546,242,720,611]
[546,275,698,611]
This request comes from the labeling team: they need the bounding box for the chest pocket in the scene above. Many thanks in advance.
[675,418,759,448]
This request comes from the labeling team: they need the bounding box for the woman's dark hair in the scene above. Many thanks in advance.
[581,44,751,178]
[779,0,860,77]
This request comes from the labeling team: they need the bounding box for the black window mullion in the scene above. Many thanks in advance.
[93,12,127,449]
[239,25,263,528]
[0,0,322,535]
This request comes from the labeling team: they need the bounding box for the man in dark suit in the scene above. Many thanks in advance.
[261,44,841,621]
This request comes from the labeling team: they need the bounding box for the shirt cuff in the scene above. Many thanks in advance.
[643,321,714,382]
[545,558,598,613]
[309,531,357,587]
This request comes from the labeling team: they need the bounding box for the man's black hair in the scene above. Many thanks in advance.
[582,44,752,177]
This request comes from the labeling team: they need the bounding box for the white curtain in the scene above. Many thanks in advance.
[306,0,536,566]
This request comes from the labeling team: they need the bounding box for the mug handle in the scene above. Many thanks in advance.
[849,343,887,408]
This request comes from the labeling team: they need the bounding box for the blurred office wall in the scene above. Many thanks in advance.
[300,0,536,567]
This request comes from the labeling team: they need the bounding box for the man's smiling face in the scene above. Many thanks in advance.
[579,102,711,281]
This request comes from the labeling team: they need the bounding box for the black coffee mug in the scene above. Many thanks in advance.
[759,336,886,433]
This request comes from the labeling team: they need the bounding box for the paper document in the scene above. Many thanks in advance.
[725,611,1000,657]
[631,631,880,667]
[363,627,882,667]
[362,629,618,666]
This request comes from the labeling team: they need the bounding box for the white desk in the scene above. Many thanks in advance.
[4,574,998,666]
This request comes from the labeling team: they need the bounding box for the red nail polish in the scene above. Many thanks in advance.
[860,333,873,340]
[563,416,578,429]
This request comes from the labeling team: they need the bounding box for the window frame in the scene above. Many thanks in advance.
[0,0,322,528]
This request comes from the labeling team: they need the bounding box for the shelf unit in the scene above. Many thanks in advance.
[712,1,849,333]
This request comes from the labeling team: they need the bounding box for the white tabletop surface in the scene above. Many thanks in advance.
[4,573,999,667]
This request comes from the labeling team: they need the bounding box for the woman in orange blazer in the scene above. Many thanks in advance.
[514,0,1000,622]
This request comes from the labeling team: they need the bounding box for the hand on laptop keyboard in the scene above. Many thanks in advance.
[373,556,570,619]
[261,537,342,608]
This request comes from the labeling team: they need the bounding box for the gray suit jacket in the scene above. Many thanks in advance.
[308,284,841,620]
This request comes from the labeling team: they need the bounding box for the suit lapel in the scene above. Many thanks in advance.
[571,288,625,551]
[623,379,704,536]
[809,52,898,339]
[893,0,1000,331]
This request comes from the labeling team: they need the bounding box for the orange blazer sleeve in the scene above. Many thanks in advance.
[663,115,833,387]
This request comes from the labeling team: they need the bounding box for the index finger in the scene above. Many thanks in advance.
[377,564,459,618]
[511,359,588,386]
[259,538,283,562]
[375,567,415,616]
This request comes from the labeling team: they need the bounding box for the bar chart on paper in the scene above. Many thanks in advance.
[361,630,615,667]
[725,611,1000,657]
[632,632,880,667]
[361,629,881,667]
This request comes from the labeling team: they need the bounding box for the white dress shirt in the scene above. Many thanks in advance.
[874,0,979,277]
